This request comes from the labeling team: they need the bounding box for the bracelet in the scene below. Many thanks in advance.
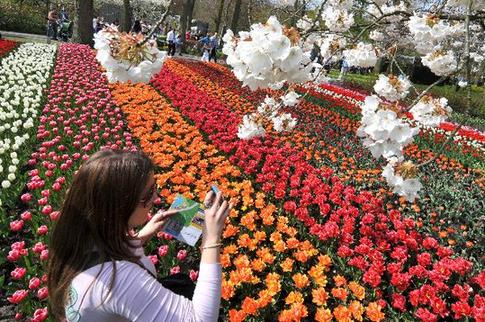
[200,243,222,250]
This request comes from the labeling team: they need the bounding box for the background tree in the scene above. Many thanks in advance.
[230,0,243,32]
[73,0,94,45]
[123,0,133,32]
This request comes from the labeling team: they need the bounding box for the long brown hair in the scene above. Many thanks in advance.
[47,150,154,319]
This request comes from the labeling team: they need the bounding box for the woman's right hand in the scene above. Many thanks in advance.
[202,191,232,246]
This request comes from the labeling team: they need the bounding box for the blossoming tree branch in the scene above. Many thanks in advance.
[221,0,484,202]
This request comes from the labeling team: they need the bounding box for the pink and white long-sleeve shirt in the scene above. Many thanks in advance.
[65,243,221,322]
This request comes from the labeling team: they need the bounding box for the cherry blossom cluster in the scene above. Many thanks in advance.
[222,16,312,91]
[237,92,299,139]
[94,25,166,83]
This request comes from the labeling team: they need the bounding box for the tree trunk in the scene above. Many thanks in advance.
[180,0,192,47]
[230,0,242,32]
[187,0,196,32]
[73,0,94,45]
[123,0,133,32]
[46,0,50,35]
[215,0,225,34]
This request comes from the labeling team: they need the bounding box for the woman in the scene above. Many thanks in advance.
[47,150,231,321]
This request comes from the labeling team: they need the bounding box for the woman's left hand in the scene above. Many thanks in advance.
[136,209,178,244]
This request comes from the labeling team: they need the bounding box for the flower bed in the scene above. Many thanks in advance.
[0,39,18,58]
[3,43,135,321]
[109,82,347,321]
[176,59,485,258]
[300,83,485,160]
[152,60,485,321]
[0,43,56,210]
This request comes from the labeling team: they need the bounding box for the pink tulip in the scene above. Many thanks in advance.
[50,211,60,221]
[189,270,199,282]
[29,277,41,289]
[37,225,48,235]
[11,267,27,280]
[41,205,52,215]
[32,242,46,254]
[158,245,169,257]
[52,182,62,191]
[7,290,28,304]
[177,250,187,261]
[170,266,181,275]
[21,211,32,221]
[37,287,48,300]
[7,249,21,262]
[21,193,32,203]
[32,307,48,321]
[10,220,24,232]
[149,255,159,265]
[15,313,23,320]
[40,249,49,261]
[38,197,48,206]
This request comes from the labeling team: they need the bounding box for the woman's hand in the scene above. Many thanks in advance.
[201,191,232,246]
[135,209,178,245]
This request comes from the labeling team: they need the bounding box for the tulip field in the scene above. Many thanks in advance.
[1,40,484,321]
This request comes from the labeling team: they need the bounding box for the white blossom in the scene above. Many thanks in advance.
[322,7,354,32]
[421,50,457,76]
[272,113,297,132]
[382,158,422,202]
[409,96,452,127]
[237,114,265,139]
[373,74,411,102]
[343,42,378,68]
[281,91,300,107]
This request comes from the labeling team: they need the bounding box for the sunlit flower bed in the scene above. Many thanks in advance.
[0,43,56,210]
[0,39,18,58]
[3,44,135,321]
[151,60,485,321]
[2,44,484,322]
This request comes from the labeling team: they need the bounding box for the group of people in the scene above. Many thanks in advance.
[47,5,71,41]
[199,33,219,63]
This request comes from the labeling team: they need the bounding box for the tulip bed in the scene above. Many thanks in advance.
[0,39,18,58]
[1,44,484,322]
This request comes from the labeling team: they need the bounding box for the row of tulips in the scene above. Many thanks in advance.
[151,59,484,321]
[180,59,485,257]
[3,43,137,321]
[299,83,485,163]
[308,82,485,147]
[191,60,484,170]
[0,39,18,58]
[109,81,379,321]
[0,43,56,210]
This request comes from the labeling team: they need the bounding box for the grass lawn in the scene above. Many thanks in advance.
[328,70,485,130]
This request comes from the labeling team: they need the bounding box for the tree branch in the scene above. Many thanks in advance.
[138,0,173,47]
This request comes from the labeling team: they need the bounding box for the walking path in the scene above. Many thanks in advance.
[0,30,53,43]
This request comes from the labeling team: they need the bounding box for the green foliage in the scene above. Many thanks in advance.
[0,0,47,35]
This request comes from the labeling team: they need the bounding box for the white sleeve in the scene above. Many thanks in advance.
[108,262,221,322]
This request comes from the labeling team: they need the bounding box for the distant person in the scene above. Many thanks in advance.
[47,7,58,40]
[92,17,98,33]
[209,33,218,63]
[132,20,142,34]
[175,34,183,56]
[96,17,105,33]
[166,28,176,56]
[339,58,349,80]
[59,5,69,21]
[113,19,120,27]
[185,30,191,40]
